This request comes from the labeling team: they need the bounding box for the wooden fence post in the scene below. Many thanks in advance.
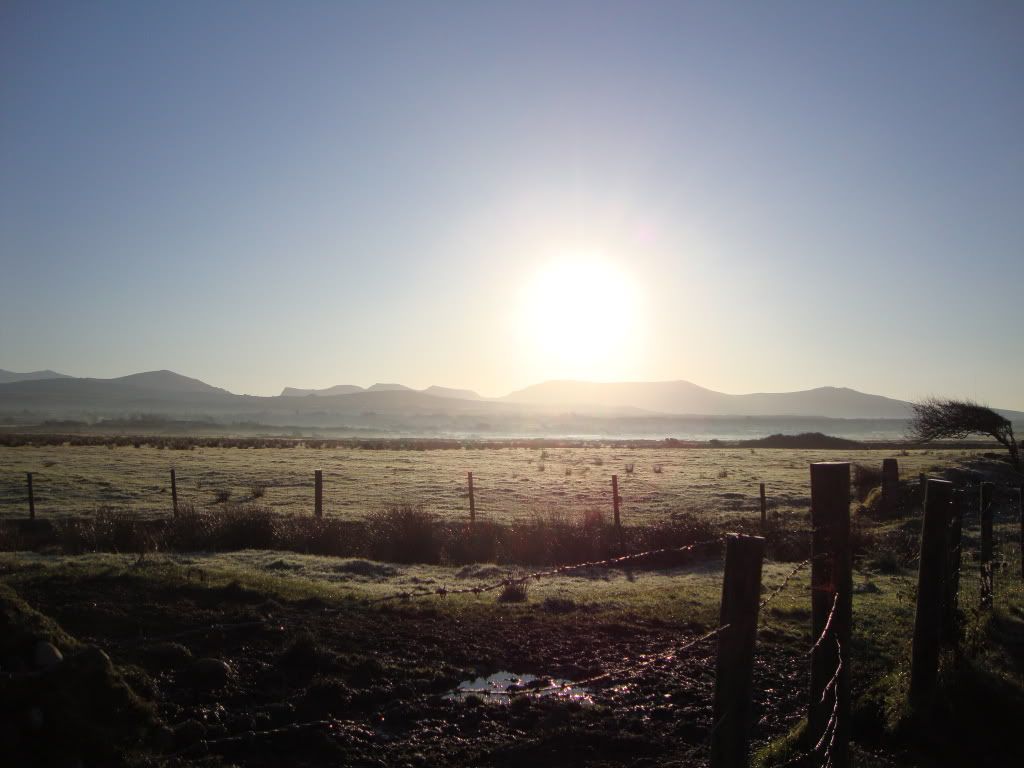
[980,481,994,607]
[314,469,323,519]
[759,482,767,528]
[468,472,475,526]
[881,458,899,517]
[170,468,179,517]
[944,489,963,643]
[1019,486,1023,582]
[809,462,851,768]
[910,479,952,704]
[711,533,766,768]
[27,472,35,520]
[919,472,926,509]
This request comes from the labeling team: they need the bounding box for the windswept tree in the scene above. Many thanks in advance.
[908,398,1019,469]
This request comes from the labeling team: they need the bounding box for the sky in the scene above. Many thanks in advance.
[2,1,1022,407]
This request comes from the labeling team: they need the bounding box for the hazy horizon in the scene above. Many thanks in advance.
[0,365,1011,410]
[3,2,1023,408]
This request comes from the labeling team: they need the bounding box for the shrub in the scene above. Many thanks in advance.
[442,520,499,565]
[56,508,151,555]
[624,463,635,474]
[214,504,278,549]
[94,508,148,553]
[366,504,438,564]
[496,577,528,603]
[868,547,903,574]
[853,464,883,501]
[249,482,267,499]
[213,488,232,504]
[160,504,215,551]
[502,509,614,566]
[161,503,277,551]
[275,516,353,557]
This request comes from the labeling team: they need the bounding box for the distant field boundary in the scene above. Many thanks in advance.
[0,430,1005,452]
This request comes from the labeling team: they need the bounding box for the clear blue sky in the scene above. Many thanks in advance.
[2,1,1022,407]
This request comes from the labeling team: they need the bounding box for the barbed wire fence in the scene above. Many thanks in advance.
[357,461,855,768]
[3,453,1021,767]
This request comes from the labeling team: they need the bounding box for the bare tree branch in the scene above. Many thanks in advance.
[907,398,1019,469]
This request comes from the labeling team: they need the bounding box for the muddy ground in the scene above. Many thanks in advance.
[9,565,806,767]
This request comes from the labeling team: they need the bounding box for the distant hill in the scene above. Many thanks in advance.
[281,383,481,400]
[0,370,234,414]
[422,386,482,400]
[110,370,228,394]
[281,385,364,397]
[738,432,864,449]
[367,383,412,392]
[503,380,914,419]
[0,369,71,384]
[2,369,1020,438]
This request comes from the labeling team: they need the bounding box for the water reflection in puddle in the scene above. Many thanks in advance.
[448,671,593,705]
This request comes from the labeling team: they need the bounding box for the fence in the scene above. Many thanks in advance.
[0,444,978,525]
[5,462,776,527]
[3,454,1023,766]
[369,458,1020,768]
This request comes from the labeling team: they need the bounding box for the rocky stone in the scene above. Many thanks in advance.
[33,640,63,669]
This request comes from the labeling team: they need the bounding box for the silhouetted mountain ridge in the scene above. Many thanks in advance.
[3,370,1022,432]
[281,383,482,400]
[0,369,71,384]
[502,379,916,419]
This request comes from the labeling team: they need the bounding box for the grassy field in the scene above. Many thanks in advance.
[2,447,1022,766]
[0,444,977,523]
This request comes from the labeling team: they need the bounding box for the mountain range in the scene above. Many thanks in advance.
[1,368,1020,437]
[0,369,72,384]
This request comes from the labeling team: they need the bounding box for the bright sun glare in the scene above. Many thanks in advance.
[518,255,643,380]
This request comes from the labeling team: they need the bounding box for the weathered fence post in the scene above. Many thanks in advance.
[612,474,621,533]
[170,468,179,517]
[759,482,767,528]
[919,472,926,509]
[1019,486,1023,582]
[944,489,963,643]
[809,462,851,768]
[980,481,994,607]
[881,458,899,517]
[27,472,35,520]
[468,471,475,527]
[314,469,323,519]
[911,479,952,703]
[711,533,765,768]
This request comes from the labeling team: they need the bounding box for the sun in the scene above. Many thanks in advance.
[517,254,644,381]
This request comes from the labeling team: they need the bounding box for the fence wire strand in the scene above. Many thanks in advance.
[367,537,726,603]
[759,557,811,611]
